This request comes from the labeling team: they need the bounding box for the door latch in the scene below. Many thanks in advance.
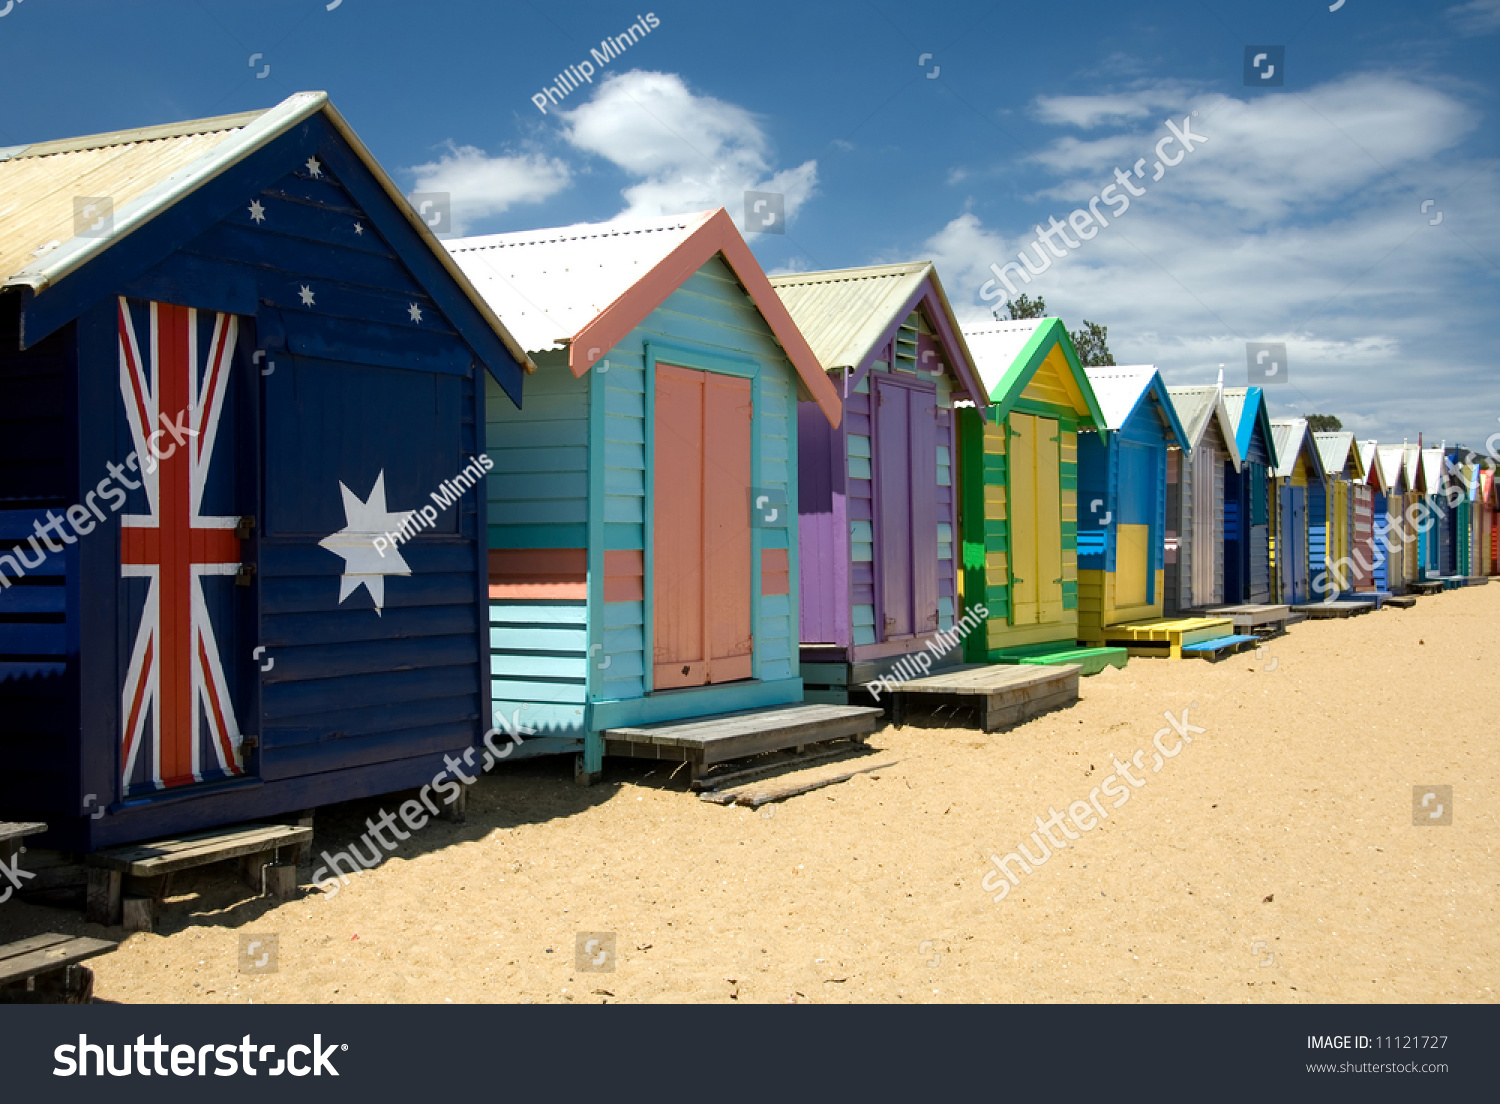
[236,515,256,540]
[235,563,257,587]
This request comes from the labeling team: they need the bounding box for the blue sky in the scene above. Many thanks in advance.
[4,0,1498,449]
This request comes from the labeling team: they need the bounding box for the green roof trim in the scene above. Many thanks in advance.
[982,317,1106,433]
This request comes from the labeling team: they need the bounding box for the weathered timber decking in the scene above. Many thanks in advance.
[0,933,115,1001]
[887,663,1081,733]
[1290,601,1373,619]
[86,822,313,929]
[800,650,966,705]
[1204,605,1293,636]
[604,703,884,780]
[1408,580,1445,595]
[1384,595,1418,608]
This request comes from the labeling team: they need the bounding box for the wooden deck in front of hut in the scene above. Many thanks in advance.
[887,663,1081,732]
[1289,600,1376,619]
[990,641,1128,676]
[603,704,883,781]
[1203,604,1293,638]
[1099,616,1235,659]
[799,648,967,705]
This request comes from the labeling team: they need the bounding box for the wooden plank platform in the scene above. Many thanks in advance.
[604,703,884,780]
[86,822,312,928]
[1385,595,1418,608]
[1101,617,1234,659]
[887,663,1081,733]
[1464,576,1490,586]
[0,933,115,993]
[1409,580,1444,596]
[1204,605,1293,636]
[1291,601,1373,619]
[992,643,1128,676]
[1180,634,1260,661]
[799,650,965,704]
[0,821,46,866]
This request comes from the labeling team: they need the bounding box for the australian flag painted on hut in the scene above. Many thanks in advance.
[0,92,532,849]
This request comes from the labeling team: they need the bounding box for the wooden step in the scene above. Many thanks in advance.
[1290,601,1372,619]
[887,663,1081,733]
[0,934,115,988]
[1384,595,1418,608]
[992,643,1128,676]
[1101,617,1235,659]
[1180,634,1260,661]
[1204,605,1292,636]
[604,703,883,781]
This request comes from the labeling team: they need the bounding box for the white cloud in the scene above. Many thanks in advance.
[408,143,570,234]
[1448,0,1500,33]
[918,73,1500,444]
[1033,83,1198,129]
[560,70,818,220]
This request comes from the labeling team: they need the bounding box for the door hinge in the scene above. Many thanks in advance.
[235,563,257,587]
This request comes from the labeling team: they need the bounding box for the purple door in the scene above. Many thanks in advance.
[874,376,939,641]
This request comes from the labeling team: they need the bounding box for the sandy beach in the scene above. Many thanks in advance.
[4,586,1495,1005]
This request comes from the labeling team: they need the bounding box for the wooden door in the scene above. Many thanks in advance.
[1352,484,1374,589]
[1191,445,1215,605]
[652,365,753,689]
[1008,413,1063,625]
[873,377,939,640]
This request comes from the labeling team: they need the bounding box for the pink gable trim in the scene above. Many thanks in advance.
[564,208,842,428]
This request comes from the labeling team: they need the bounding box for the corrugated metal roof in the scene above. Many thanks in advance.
[1166,386,1219,446]
[959,318,1048,399]
[1082,365,1157,431]
[0,92,534,373]
[1269,418,1326,480]
[445,211,715,354]
[0,110,259,287]
[1377,445,1407,492]
[1221,386,1248,435]
[1314,431,1358,478]
[767,262,930,370]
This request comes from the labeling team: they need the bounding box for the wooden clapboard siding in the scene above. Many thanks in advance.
[485,350,588,551]
[0,106,536,848]
[598,256,801,715]
[960,399,1083,660]
[0,298,75,813]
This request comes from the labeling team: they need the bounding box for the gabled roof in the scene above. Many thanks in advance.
[1270,418,1327,482]
[768,262,987,405]
[1421,448,1446,494]
[1314,431,1365,481]
[0,91,534,378]
[1082,365,1189,449]
[958,317,1105,429]
[1166,386,1244,469]
[1376,445,1409,494]
[1358,440,1388,493]
[1402,444,1425,492]
[1221,386,1280,470]
[447,208,841,425]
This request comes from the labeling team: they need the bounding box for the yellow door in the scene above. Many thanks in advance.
[1008,413,1063,625]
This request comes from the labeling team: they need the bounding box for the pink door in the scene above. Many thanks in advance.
[653,364,754,689]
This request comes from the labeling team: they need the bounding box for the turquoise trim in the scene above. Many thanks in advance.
[646,337,761,378]
[590,677,804,732]
[583,360,607,773]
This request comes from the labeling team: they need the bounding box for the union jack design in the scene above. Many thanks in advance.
[119,298,245,793]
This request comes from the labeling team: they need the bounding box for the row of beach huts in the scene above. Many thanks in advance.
[1,94,1493,869]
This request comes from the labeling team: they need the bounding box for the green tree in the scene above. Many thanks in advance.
[1071,320,1115,367]
[1001,293,1048,320]
[1306,414,1343,432]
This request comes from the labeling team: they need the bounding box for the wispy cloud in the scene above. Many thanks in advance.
[408,144,571,234]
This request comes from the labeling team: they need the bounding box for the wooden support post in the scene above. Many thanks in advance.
[574,754,600,788]
[239,852,272,893]
[86,869,121,927]
[437,786,467,822]
[121,896,153,933]
[263,864,298,901]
